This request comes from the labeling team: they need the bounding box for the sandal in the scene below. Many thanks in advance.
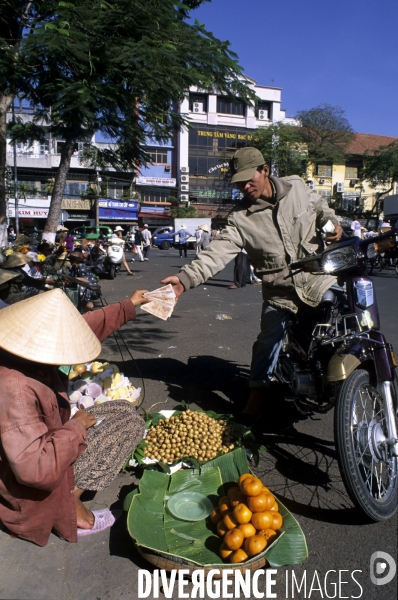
[77,508,122,537]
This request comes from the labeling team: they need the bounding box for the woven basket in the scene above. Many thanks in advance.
[136,545,267,577]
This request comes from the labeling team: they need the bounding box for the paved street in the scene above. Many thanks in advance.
[0,247,397,600]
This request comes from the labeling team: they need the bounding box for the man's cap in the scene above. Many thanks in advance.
[143,224,148,228]
[180,224,186,229]
[0,288,101,365]
[229,147,266,184]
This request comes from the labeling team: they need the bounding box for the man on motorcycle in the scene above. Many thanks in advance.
[161,147,343,418]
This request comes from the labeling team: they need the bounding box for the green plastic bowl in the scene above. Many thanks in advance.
[167,491,213,521]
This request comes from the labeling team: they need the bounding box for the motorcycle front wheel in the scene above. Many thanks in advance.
[109,265,115,280]
[334,369,398,521]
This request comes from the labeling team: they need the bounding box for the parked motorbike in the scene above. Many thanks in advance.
[102,241,123,279]
[273,229,398,521]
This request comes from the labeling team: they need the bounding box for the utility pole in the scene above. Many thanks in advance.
[11,100,19,235]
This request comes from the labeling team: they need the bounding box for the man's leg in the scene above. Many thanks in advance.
[183,243,187,258]
[243,303,290,414]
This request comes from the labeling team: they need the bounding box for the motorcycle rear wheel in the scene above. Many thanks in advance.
[334,369,398,521]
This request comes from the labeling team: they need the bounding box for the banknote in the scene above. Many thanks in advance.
[141,285,176,320]
[141,299,175,320]
[143,284,176,301]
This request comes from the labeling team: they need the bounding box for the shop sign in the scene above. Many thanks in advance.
[8,207,49,218]
[136,176,176,187]
[98,198,139,220]
[61,198,92,210]
[191,190,231,199]
[197,130,253,141]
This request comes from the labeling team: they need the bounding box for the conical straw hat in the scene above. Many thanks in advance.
[0,268,20,286]
[2,252,30,269]
[0,288,101,365]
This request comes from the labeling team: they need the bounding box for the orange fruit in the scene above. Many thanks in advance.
[223,512,238,530]
[230,492,247,507]
[251,510,274,530]
[227,486,241,500]
[257,528,278,544]
[219,542,233,560]
[233,503,252,524]
[229,548,249,563]
[271,512,283,530]
[270,501,278,512]
[238,473,253,487]
[217,520,228,537]
[224,528,244,550]
[241,477,263,497]
[244,534,267,557]
[218,496,230,516]
[247,491,274,512]
[210,507,223,525]
[238,523,256,538]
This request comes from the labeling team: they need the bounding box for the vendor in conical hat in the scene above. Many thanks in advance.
[0,269,21,309]
[0,287,149,546]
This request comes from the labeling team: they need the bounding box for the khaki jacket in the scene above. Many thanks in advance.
[179,175,337,312]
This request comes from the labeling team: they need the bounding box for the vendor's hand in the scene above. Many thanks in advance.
[130,289,150,306]
[160,275,185,299]
[325,223,343,243]
[72,410,97,429]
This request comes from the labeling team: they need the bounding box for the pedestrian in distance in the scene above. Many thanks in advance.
[174,224,192,258]
[141,224,152,261]
[160,146,343,421]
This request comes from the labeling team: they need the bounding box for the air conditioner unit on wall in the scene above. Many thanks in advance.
[258,109,268,121]
[181,174,189,183]
[181,166,189,173]
[180,194,189,202]
[164,165,171,172]
[336,182,344,193]
[181,184,189,192]
[306,180,316,190]
[193,102,204,113]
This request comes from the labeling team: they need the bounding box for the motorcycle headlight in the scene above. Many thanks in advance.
[322,246,357,273]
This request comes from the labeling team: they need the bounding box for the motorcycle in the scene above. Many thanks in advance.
[273,229,398,521]
[102,240,123,279]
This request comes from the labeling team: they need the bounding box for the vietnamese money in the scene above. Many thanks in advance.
[141,284,176,320]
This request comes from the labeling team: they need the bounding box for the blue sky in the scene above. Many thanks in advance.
[191,0,398,137]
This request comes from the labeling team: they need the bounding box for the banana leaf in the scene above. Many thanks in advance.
[127,449,307,567]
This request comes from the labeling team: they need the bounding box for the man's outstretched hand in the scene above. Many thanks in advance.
[325,223,344,243]
[160,275,185,299]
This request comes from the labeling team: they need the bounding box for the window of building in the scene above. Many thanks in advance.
[146,149,168,164]
[216,96,245,116]
[64,182,88,198]
[12,98,34,114]
[316,164,332,177]
[189,94,208,113]
[140,189,173,203]
[345,161,361,179]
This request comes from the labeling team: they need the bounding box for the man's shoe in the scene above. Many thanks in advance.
[144,258,149,261]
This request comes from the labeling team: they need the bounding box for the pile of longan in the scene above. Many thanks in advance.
[144,410,235,463]
[210,474,283,563]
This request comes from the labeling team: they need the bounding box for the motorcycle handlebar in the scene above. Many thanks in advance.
[57,273,101,292]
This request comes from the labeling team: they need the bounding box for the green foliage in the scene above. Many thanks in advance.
[361,140,398,191]
[170,204,197,218]
[252,123,308,178]
[296,104,354,165]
